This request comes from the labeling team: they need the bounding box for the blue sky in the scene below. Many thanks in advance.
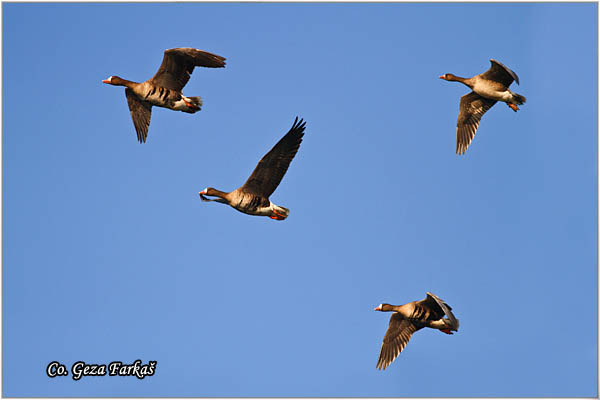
[3,2,597,397]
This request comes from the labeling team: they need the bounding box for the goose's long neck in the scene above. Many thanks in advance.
[114,77,138,89]
[202,188,231,204]
[209,188,229,199]
[450,75,474,88]
[378,304,406,313]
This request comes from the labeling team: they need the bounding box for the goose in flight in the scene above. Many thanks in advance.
[440,59,525,155]
[103,47,226,143]
[375,292,459,370]
[199,117,307,221]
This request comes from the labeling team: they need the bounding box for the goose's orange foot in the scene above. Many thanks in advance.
[508,103,519,112]
[184,99,194,108]
[441,328,453,335]
[270,209,286,220]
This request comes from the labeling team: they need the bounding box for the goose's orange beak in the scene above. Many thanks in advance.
[439,75,445,80]
[374,305,382,311]
[102,79,110,84]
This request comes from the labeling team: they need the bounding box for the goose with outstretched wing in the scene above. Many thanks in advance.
[440,59,526,155]
[103,48,226,143]
[199,117,307,221]
[375,292,459,370]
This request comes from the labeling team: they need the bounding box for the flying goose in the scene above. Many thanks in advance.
[199,117,307,220]
[374,292,459,370]
[103,48,226,143]
[440,59,526,155]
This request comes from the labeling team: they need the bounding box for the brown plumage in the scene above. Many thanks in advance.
[440,59,526,155]
[375,292,459,370]
[456,93,496,156]
[103,48,226,143]
[199,117,307,220]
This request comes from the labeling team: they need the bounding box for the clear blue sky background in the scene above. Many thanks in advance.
[3,2,597,397]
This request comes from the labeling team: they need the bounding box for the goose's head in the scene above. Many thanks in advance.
[102,75,124,85]
[439,73,458,81]
[374,303,393,312]
[199,187,225,202]
[198,188,211,201]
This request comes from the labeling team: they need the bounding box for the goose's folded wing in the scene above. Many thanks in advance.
[480,59,520,87]
[241,117,306,198]
[456,92,496,155]
[125,88,152,143]
[418,293,447,320]
[376,314,419,370]
[424,292,458,329]
[150,48,226,92]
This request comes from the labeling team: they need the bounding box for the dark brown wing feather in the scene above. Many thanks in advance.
[422,292,454,318]
[425,292,459,330]
[456,92,496,155]
[241,117,306,198]
[416,294,445,321]
[150,48,226,92]
[125,88,152,143]
[376,314,420,370]
[480,59,520,87]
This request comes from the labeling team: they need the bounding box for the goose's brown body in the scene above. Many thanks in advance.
[200,187,281,218]
[103,48,226,143]
[199,118,306,220]
[440,59,526,155]
[375,292,459,370]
